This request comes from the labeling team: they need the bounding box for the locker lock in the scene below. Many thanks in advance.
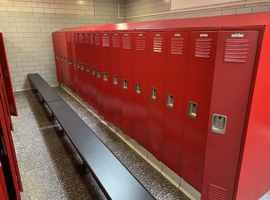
[86,65,89,73]
[113,76,118,85]
[211,114,227,134]
[103,73,108,82]
[188,102,198,119]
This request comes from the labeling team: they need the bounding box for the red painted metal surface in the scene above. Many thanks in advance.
[89,33,97,108]
[70,33,77,93]
[201,30,259,200]
[181,30,219,192]
[74,33,80,95]
[146,30,167,161]
[110,32,122,129]
[134,30,149,148]
[0,33,17,116]
[120,31,135,138]
[0,162,9,200]
[101,32,113,122]
[163,30,189,175]
[67,33,75,92]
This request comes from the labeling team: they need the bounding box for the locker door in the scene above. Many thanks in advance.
[163,30,189,175]
[89,33,97,109]
[59,33,64,84]
[134,31,149,148]
[56,33,63,84]
[70,33,76,93]
[67,33,75,92]
[0,33,17,116]
[0,162,9,200]
[147,30,167,161]
[94,33,103,115]
[120,32,135,138]
[82,33,90,103]
[181,31,219,192]
[63,33,69,88]
[101,33,113,122]
[77,32,84,98]
[111,32,122,129]
[74,33,80,95]
[201,30,259,200]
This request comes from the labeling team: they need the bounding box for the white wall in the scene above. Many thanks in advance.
[0,0,124,91]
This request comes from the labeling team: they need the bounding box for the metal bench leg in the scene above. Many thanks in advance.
[39,99,45,104]
[32,88,38,93]
[48,113,55,121]
[57,129,66,137]
[76,163,90,176]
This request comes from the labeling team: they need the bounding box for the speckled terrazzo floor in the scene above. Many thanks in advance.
[11,86,190,200]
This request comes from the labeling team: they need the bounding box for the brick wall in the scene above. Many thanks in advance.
[124,0,270,22]
[0,0,124,91]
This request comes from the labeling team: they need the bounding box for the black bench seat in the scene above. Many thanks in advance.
[27,73,155,200]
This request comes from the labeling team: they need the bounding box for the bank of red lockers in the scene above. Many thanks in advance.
[53,12,270,200]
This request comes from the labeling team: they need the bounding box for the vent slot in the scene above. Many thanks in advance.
[79,34,83,43]
[112,36,120,48]
[102,36,110,47]
[151,137,159,152]
[195,38,211,58]
[167,149,176,165]
[186,164,198,181]
[124,121,132,133]
[137,129,145,142]
[122,37,131,50]
[154,37,162,53]
[90,36,93,45]
[224,39,249,63]
[95,36,100,46]
[137,37,145,51]
[171,37,183,55]
[208,183,227,200]
[84,35,89,44]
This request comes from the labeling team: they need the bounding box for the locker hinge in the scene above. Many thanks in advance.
[0,136,7,155]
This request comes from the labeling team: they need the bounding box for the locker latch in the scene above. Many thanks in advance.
[77,62,80,69]
[188,102,198,119]
[86,65,89,73]
[113,76,118,85]
[122,79,128,90]
[80,63,84,71]
[96,70,101,78]
[151,88,157,101]
[103,73,108,82]
[55,54,57,59]
[91,67,95,75]
[61,56,63,61]
[167,94,174,109]
[136,83,141,95]
[0,136,7,156]
[64,57,67,62]
[68,59,72,66]
[211,114,227,134]
[73,60,76,67]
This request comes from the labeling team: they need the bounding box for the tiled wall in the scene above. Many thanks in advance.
[124,0,270,22]
[0,0,124,91]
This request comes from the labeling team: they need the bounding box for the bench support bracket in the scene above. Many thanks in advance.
[76,163,90,176]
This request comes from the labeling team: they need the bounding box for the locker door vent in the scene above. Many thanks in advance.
[79,34,83,43]
[90,36,94,45]
[84,35,89,44]
[137,129,145,142]
[95,36,100,46]
[112,36,120,48]
[136,37,145,51]
[71,35,74,42]
[67,35,71,42]
[224,39,249,63]
[195,38,211,58]
[186,164,198,181]
[208,183,226,200]
[115,115,122,126]
[124,121,132,133]
[102,36,110,47]
[167,149,176,165]
[153,37,162,53]
[151,137,159,152]
[122,37,131,50]
[171,37,183,55]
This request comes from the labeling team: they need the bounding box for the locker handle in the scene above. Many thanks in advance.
[103,73,108,82]
[86,65,89,73]
[64,57,67,62]
[96,70,101,78]
[188,102,198,119]
[55,54,57,59]
[91,67,95,75]
[122,79,128,90]
[136,83,141,95]
[68,59,71,66]
[166,94,174,109]
[73,60,76,67]
[113,76,118,85]
[77,61,80,69]
[211,114,227,134]
[80,63,84,71]
[61,56,63,61]
[151,88,157,101]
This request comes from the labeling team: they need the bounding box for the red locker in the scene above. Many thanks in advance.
[147,30,167,160]
[62,32,70,88]
[55,32,63,84]
[134,31,149,148]
[181,30,219,191]
[201,30,259,200]
[59,33,65,85]
[77,32,85,98]
[110,32,122,129]
[70,33,77,93]
[94,32,103,115]
[66,32,75,92]
[74,33,80,96]
[163,30,189,175]
[120,31,135,138]
[0,33,17,116]
[89,33,97,109]
[81,33,90,102]
[101,32,113,122]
